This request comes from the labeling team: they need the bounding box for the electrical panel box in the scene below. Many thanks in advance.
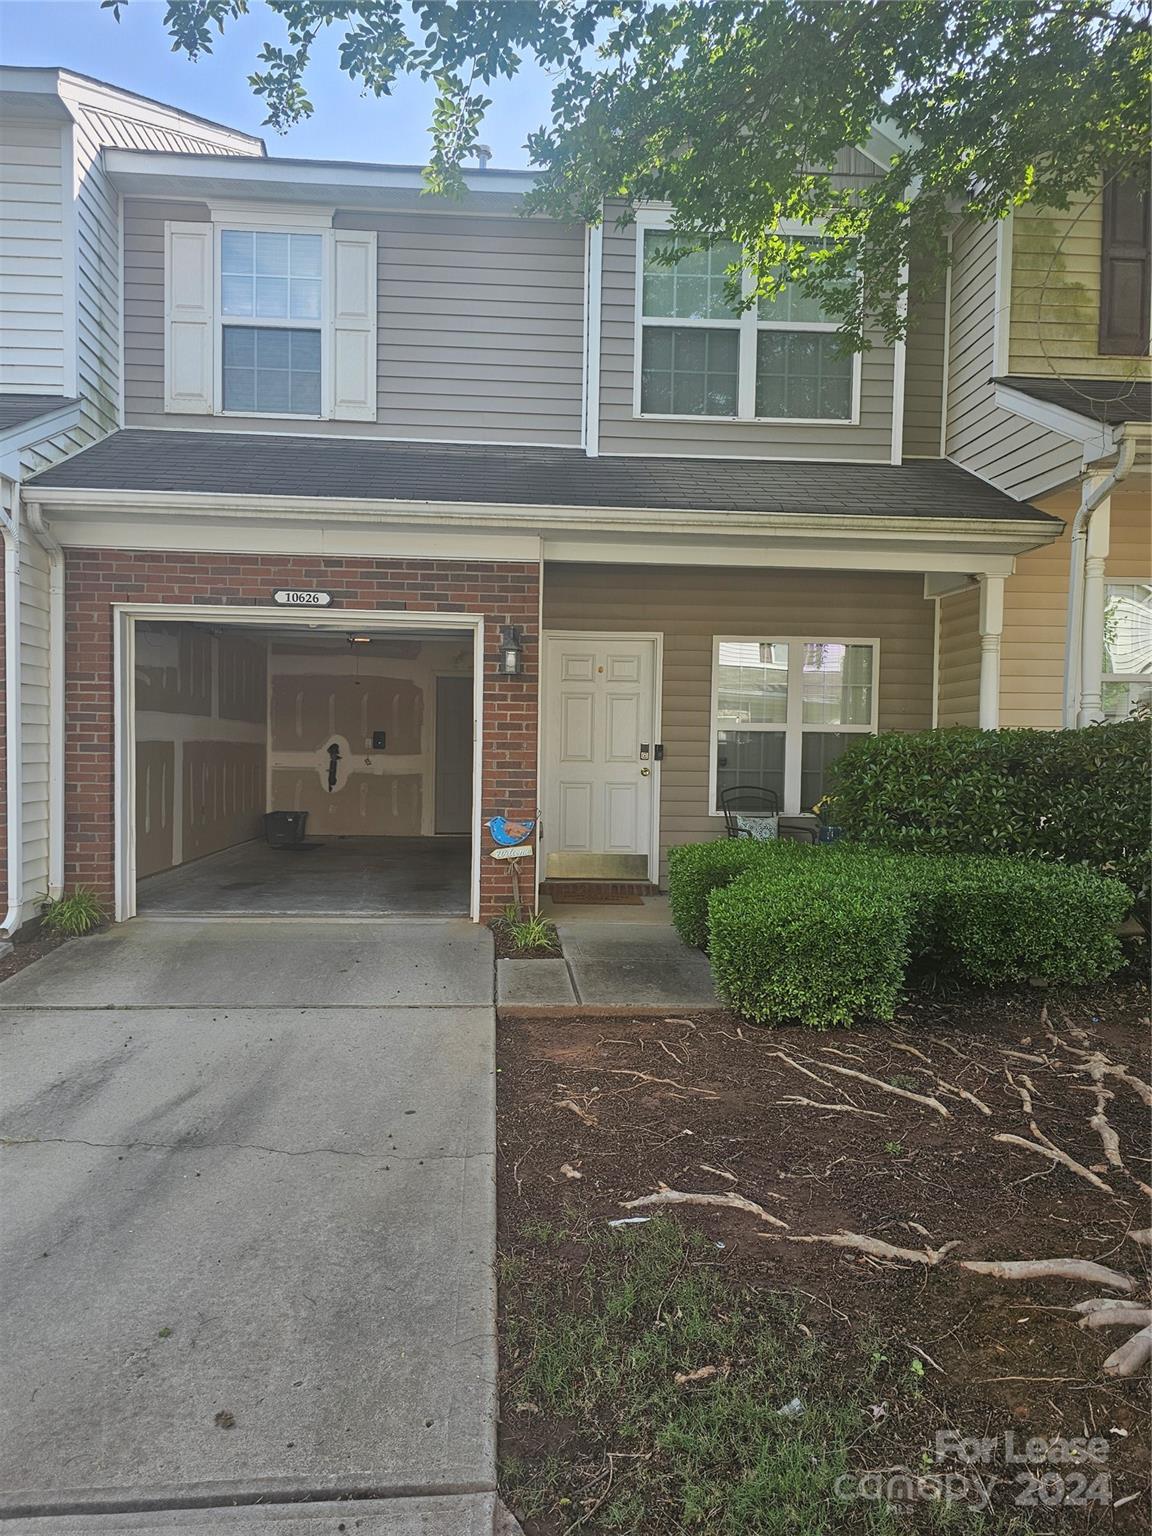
[371,731,387,750]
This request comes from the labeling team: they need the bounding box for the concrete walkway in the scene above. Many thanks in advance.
[0,920,498,1533]
[498,900,718,1010]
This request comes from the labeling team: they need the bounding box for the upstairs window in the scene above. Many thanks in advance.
[220,230,324,415]
[1102,581,1152,719]
[638,225,858,423]
[711,638,877,815]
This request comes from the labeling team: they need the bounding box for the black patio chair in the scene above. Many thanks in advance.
[719,784,780,838]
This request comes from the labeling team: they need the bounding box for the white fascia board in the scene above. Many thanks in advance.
[104,148,536,209]
[0,403,84,477]
[28,485,1059,558]
[993,384,1120,463]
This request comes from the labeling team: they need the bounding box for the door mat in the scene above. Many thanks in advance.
[548,888,645,905]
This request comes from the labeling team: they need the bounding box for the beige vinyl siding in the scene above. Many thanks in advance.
[945,220,1082,500]
[902,258,946,457]
[543,563,934,864]
[599,218,896,462]
[1009,192,1152,382]
[999,482,1150,728]
[936,586,981,727]
[124,201,586,444]
[0,119,67,394]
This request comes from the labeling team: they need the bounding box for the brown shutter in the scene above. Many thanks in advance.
[1099,174,1151,356]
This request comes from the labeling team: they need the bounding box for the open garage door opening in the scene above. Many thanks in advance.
[125,612,479,919]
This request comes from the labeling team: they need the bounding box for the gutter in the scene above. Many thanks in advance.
[1,484,22,938]
[1062,434,1136,727]
[25,502,65,900]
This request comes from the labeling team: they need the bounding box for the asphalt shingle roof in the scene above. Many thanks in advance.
[0,394,78,434]
[27,428,1058,523]
[995,376,1151,427]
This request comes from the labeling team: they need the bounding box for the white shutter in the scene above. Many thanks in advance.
[329,230,377,422]
[164,222,214,414]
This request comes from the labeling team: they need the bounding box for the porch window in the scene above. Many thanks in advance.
[712,638,878,814]
[220,230,324,415]
[1101,581,1152,719]
[638,227,857,422]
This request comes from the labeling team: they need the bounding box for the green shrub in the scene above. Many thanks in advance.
[694,844,1129,1027]
[827,721,1150,909]
[666,838,811,947]
[932,857,1130,985]
[708,864,913,1027]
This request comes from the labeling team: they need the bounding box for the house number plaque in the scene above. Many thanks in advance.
[272,590,333,607]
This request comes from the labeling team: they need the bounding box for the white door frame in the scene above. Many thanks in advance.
[113,603,485,921]
[540,629,664,884]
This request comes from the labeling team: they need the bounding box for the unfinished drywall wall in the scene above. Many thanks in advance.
[135,626,268,876]
[268,638,473,837]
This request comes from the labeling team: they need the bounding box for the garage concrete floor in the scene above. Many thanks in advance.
[137,836,471,917]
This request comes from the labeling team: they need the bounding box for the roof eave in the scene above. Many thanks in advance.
[23,483,1062,555]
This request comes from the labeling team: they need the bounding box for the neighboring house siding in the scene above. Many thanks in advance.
[902,258,946,457]
[597,215,896,461]
[72,107,121,443]
[0,119,67,394]
[542,563,934,866]
[123,200,587,446]
[936,586,980,727]
[18,533,51,903]
[999,483,1150,729]
[945,220,1082,498]
[1009,192,1152,382]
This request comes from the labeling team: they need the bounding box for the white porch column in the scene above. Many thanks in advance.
[1078,496,1111,726]
[978,575,1005,730]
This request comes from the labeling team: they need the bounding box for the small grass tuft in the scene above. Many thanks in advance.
[498,905,560,953]
[39,887,106,936]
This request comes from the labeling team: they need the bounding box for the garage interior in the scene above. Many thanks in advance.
[132,621,475,916]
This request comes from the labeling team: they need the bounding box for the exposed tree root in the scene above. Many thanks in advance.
[1087,1089,1124,1168]
[1066,1052,1152,1109]
[621,1182,790,1229]
[778,1230,960,1266]
[1079,1307,1152,1331]
[1104,1325,1152,1378]
[775,1095,889,1118]
[1074,1297,1142,1315]
[1128,1229,1152,1250]
[773,1052,950,1117]
[959,1258,1134,1292]
[935,1079,993,1116]
[993,1123,1115,1194]
[1004,1070,1035,1116]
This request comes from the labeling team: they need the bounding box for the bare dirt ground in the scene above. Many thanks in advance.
[497,980,1151,1533]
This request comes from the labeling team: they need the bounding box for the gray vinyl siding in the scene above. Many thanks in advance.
[902,257,946,457]
[0,119,67,394]
[542,562,934,869]
[124,201,586,445]
[944,220,1081,500]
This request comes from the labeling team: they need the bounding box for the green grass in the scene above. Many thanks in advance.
[39,886,106,936]
[500,1218,1046,1535]
[498,905,560,953]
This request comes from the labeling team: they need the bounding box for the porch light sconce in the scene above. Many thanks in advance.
[497,625,525,677]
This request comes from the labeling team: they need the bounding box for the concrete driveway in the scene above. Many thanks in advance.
[0,920,498,1532]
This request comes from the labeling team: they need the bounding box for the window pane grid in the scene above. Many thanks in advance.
[221,230,323,322]
[712,638,877,813]
[641,326,739,416]
[222,325,321,416]
[642,230,742,320]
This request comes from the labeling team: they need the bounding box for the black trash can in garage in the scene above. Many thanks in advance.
[264,811,309,847]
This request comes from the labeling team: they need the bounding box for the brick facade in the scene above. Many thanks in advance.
[64,549,540,919]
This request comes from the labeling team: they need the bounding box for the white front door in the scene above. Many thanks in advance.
[542,634,660,880]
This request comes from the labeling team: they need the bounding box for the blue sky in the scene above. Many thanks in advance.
[0,0,556,166]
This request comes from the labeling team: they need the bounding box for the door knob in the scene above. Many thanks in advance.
[640,766,651,776]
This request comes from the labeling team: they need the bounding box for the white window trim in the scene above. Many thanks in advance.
[708,635,880,816]
[213,223,332,421]
[632,211,863,427]
[1102,578,1152,714]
